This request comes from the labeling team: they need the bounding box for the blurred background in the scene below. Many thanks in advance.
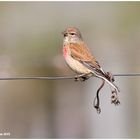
[0,1,140,138]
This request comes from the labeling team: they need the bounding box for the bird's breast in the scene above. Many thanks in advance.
[63,45,69,58]
[63,44,92,74]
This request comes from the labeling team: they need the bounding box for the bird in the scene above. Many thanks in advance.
[62,27,120,112]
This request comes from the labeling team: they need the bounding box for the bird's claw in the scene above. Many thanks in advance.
[106,72,115,82]
[74,74,89,82]
[74,75,80,81]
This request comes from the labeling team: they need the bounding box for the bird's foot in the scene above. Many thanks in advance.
[74,74,90,82]
[106,72,115,82]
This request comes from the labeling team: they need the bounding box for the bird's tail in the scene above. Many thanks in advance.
[100,73,120,92]
[80,61,120,92]
[92,69,120,92]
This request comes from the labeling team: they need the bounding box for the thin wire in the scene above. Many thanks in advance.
[0,73,139,80]
[0,76,74,80]
[114,73,140,77]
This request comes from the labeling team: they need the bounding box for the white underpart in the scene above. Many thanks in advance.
[65,53,92,74]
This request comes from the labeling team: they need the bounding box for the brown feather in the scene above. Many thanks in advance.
[69,42,101,69]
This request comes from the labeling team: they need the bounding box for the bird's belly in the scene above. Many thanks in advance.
[65,55,91,74]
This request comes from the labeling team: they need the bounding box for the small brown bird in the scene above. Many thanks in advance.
[62,27,120,112]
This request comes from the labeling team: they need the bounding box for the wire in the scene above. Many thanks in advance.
[0,73,139,80]
[114,73,140,77]
[0,76,74,80]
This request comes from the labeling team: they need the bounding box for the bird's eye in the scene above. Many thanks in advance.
[70,33,76,36]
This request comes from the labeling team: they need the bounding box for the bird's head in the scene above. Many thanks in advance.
[62,27,83,43]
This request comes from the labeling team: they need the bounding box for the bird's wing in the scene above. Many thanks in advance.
[69,43,119,92]
[69,43,106,76]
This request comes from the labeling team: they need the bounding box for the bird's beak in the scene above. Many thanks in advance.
[62,31,67,37]
[61,31,65,35]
